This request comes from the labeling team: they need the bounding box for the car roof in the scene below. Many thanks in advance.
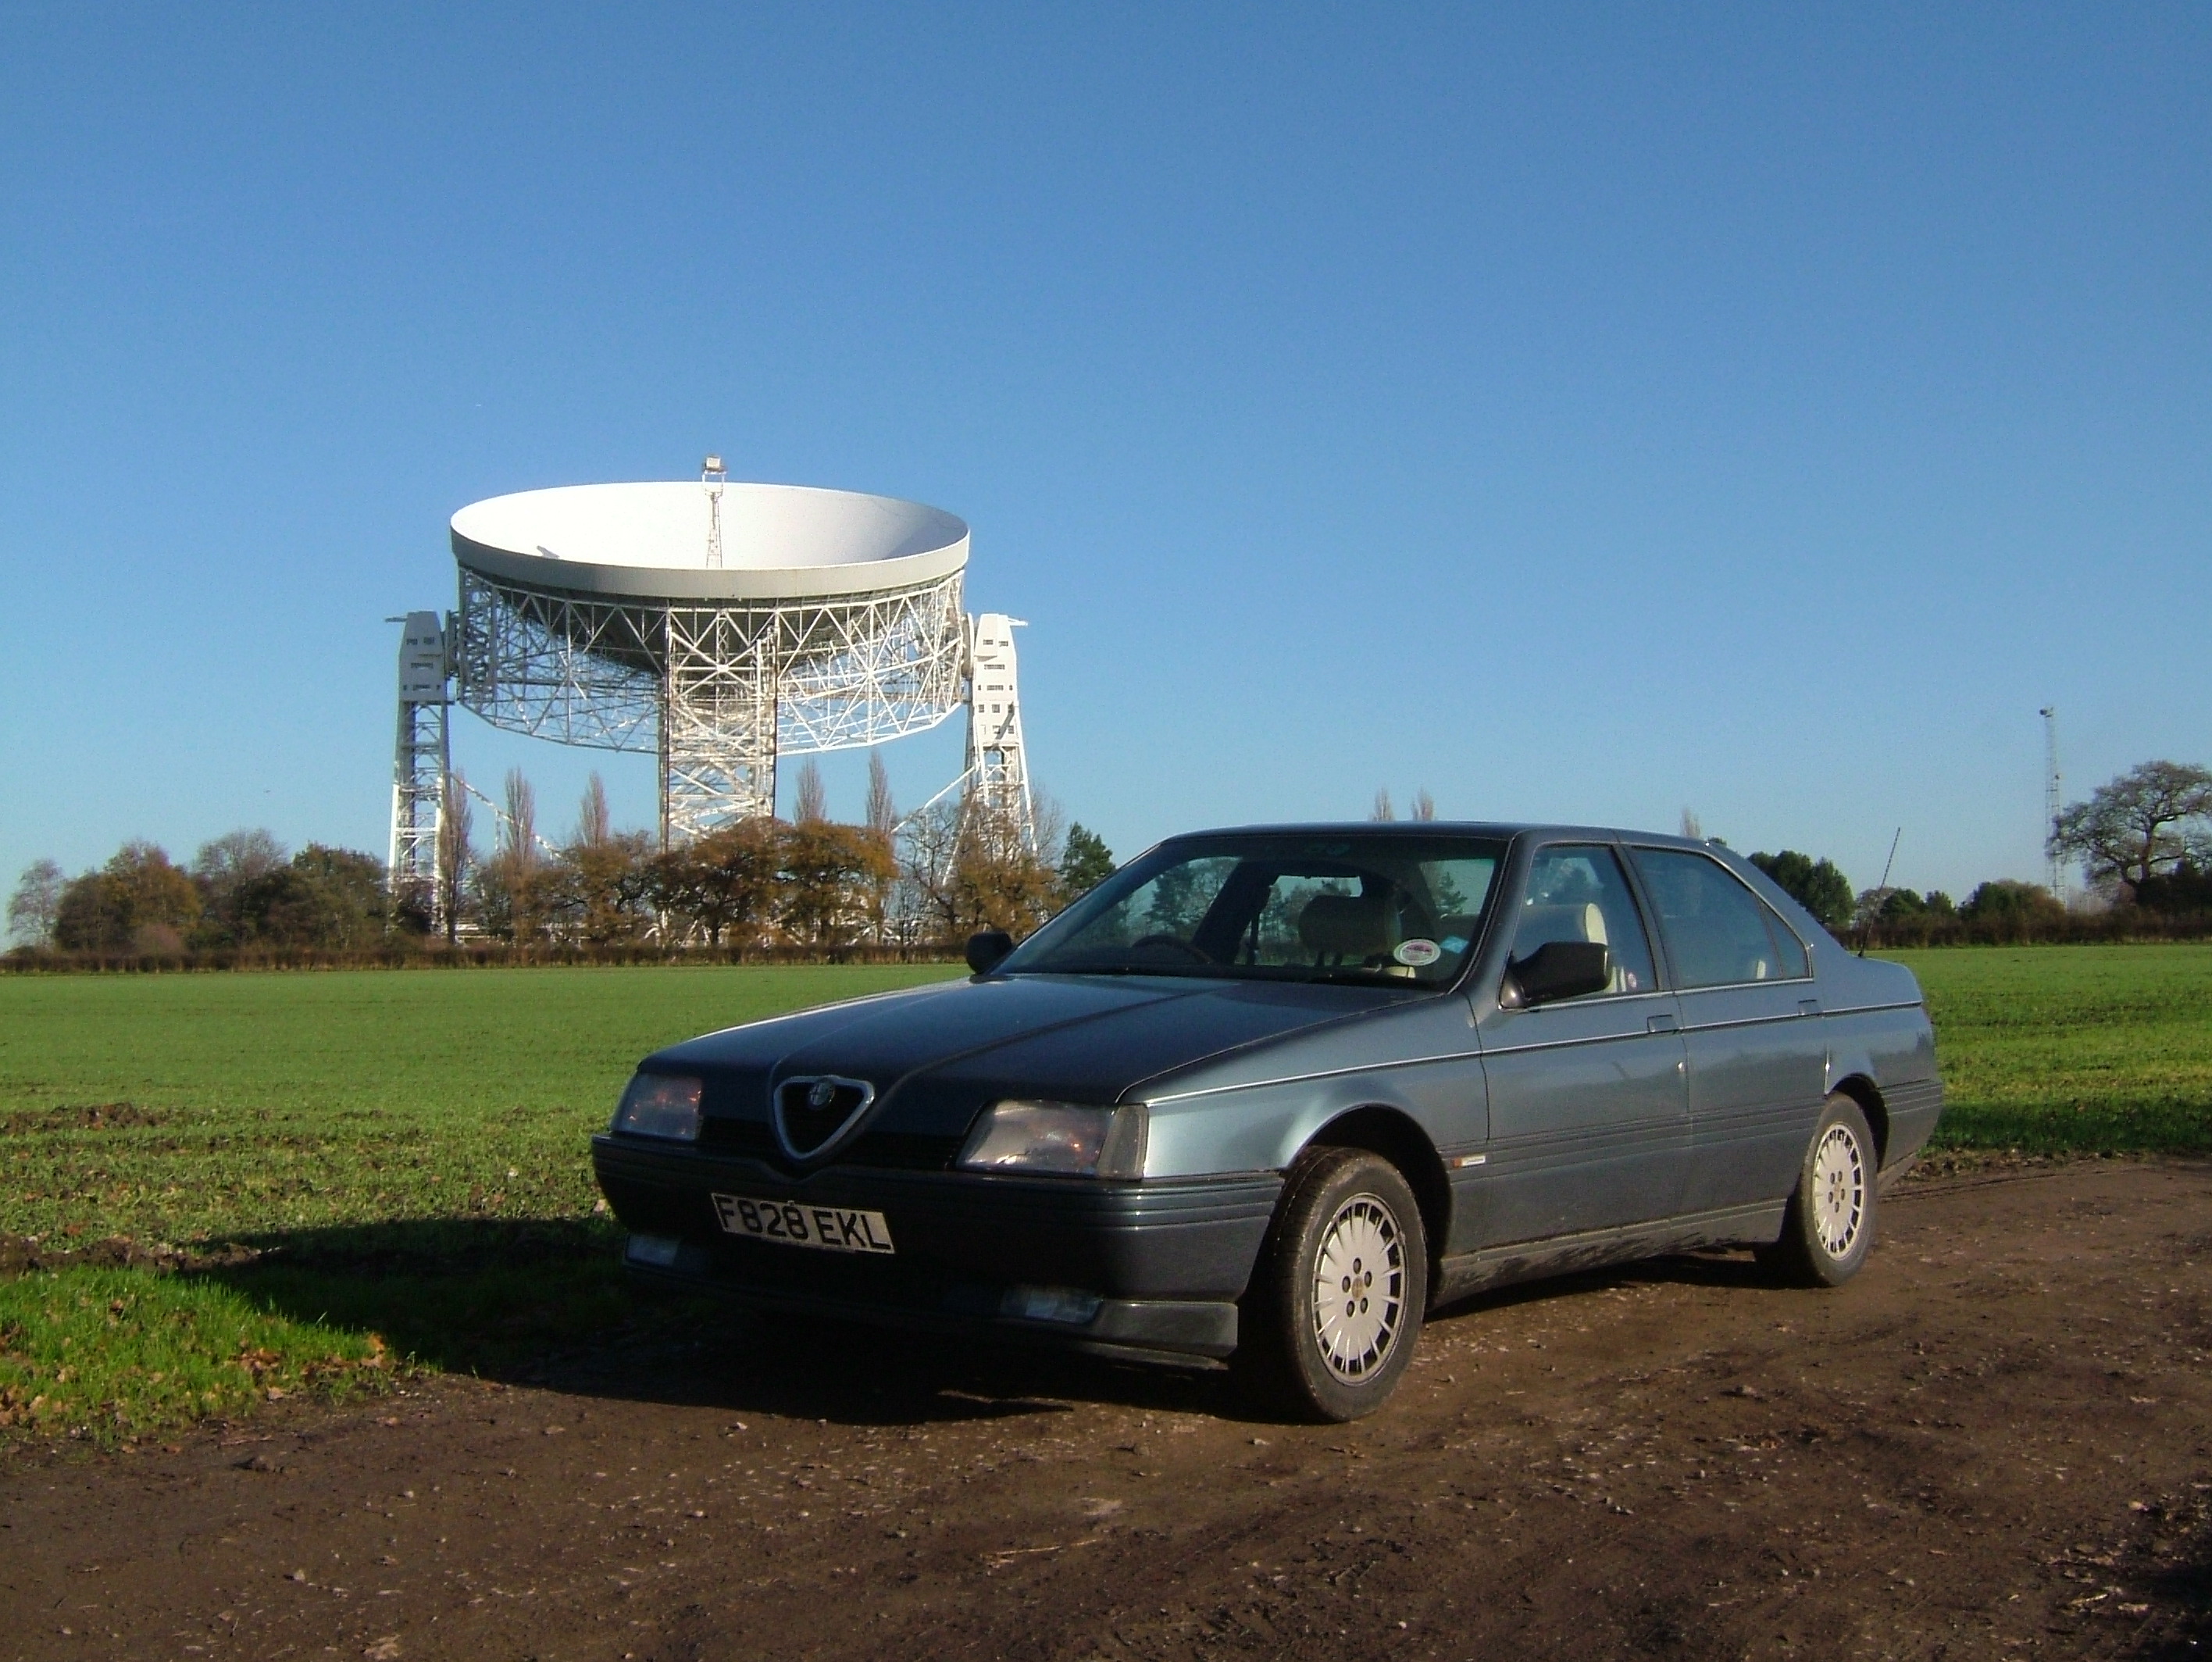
[1161,821,1722,854]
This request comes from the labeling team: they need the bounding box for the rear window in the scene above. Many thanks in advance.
[1630,848,1811,987]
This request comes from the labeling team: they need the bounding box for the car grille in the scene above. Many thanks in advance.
[774,1076,874,1159]
[700,1115,962,1172]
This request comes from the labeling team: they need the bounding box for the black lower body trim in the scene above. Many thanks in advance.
[626,1252,1239,1363]
[1433,1200,1786,1306]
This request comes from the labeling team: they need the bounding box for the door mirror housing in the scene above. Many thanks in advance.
[965,929,1015,975]
[1504,940,1611,1007]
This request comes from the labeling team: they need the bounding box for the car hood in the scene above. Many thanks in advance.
[645,972,1416,1167]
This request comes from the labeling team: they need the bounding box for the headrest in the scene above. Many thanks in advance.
[1300,892,1392,958]
[1518,902,1608,950]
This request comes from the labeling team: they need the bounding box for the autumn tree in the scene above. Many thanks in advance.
[54,842,204,952]
[945,799,1061,937]
[779,820,896,946]
[651,817,784,947]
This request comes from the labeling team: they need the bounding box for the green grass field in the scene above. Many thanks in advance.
[0,965,959,1438]
[1886,944,2212,1156]
[0,965,961,1246]
[2,947,2207,1439]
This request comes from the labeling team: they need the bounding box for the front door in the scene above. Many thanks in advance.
[1472,843,1689,1246]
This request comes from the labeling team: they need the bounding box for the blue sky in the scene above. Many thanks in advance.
[3,5,2207,901]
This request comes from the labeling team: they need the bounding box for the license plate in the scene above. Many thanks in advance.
[712,1192,896,1255]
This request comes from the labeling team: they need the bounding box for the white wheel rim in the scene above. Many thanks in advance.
[1811,1123,1866,1258]
[1310,1193,1406,1384]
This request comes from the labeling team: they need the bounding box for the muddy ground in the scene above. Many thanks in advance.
[3,1161,2209,1662]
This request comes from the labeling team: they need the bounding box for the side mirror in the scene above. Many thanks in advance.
[965,929,1015,975]
[1505,940,1611,1007]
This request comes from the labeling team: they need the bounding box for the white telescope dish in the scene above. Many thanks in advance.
[451,481,969,602]
[399,479,1000,854]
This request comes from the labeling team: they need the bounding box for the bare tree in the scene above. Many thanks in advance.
[865,751,897,838]
[503,770,538,864]
[191,829,287,890]
[2050,761,2212,897]
[1680,808,1704,840]
[1410,788,1436,822]
[574,772,612,847]
[1371,787,1395,822]
[436,772,475,943]
[473,768,547,943]
[894,797,965,942]
[6,858,65,948]
[794,759,828,825]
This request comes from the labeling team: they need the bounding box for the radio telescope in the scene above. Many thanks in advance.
[388,473,1032,899]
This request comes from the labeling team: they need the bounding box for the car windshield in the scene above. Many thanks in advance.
[1000,833,1508,987]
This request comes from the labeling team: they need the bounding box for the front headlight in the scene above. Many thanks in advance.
[612,1073,703,1141]
[957,1100,1147,1179]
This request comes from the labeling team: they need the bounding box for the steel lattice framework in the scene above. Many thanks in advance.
[454,565,969,844]
[388,610,453,904]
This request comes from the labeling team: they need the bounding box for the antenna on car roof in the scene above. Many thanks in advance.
[1861,826,1902,957]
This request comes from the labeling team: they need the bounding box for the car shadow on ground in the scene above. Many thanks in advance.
[203,1218,1802,1429]
[202,1217,1234,1426]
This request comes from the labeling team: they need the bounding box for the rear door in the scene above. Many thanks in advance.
[1472,843,1689,1244]
[1625,847,1828,1215]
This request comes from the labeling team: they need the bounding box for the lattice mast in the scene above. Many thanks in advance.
[963,612,1035,850]
[388,611,453,908]
[2040,704,2064,903]
[701,455,726,569]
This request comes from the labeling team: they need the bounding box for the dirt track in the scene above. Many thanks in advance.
[4,1161,2209,1661]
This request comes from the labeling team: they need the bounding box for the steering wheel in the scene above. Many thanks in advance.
[1131,933,1214,965]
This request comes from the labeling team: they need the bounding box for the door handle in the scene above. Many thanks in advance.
[1799,998,1822,1017]
[1646,1013,1679,1033]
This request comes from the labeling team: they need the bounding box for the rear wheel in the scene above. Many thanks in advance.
[1237,1148,1427,1421]
[1759,1093,1878,1287]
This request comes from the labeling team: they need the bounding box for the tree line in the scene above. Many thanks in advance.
[14,755,2207,961]
[1729,758,2212,943]
[6,758,1123,961]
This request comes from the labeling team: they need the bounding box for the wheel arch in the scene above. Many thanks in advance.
[1828,1073,1890,1166]
[1298,1106,1451,1293]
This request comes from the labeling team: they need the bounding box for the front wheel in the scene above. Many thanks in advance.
[1237,1148,1428,1421]
[1758,1093,1878,1287]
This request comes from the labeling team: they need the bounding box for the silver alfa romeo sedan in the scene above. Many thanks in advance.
[593,824,1943,1421]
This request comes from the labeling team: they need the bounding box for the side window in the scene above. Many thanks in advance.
[1631,849,1809,986]
[1512,846,1657,996]
[1758,900,1810,979]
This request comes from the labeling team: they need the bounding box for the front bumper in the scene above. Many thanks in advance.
[590,1135,1283,1363]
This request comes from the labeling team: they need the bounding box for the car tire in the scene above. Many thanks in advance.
[1758,1093,1878,1288]
[1236,1147,1428,1422]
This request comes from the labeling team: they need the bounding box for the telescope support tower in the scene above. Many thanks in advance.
[388,611,454,914]
[964,613,1034,850]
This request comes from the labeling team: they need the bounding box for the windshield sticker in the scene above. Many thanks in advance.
[1393,938,1442,967]
[1440,935,1468,954]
